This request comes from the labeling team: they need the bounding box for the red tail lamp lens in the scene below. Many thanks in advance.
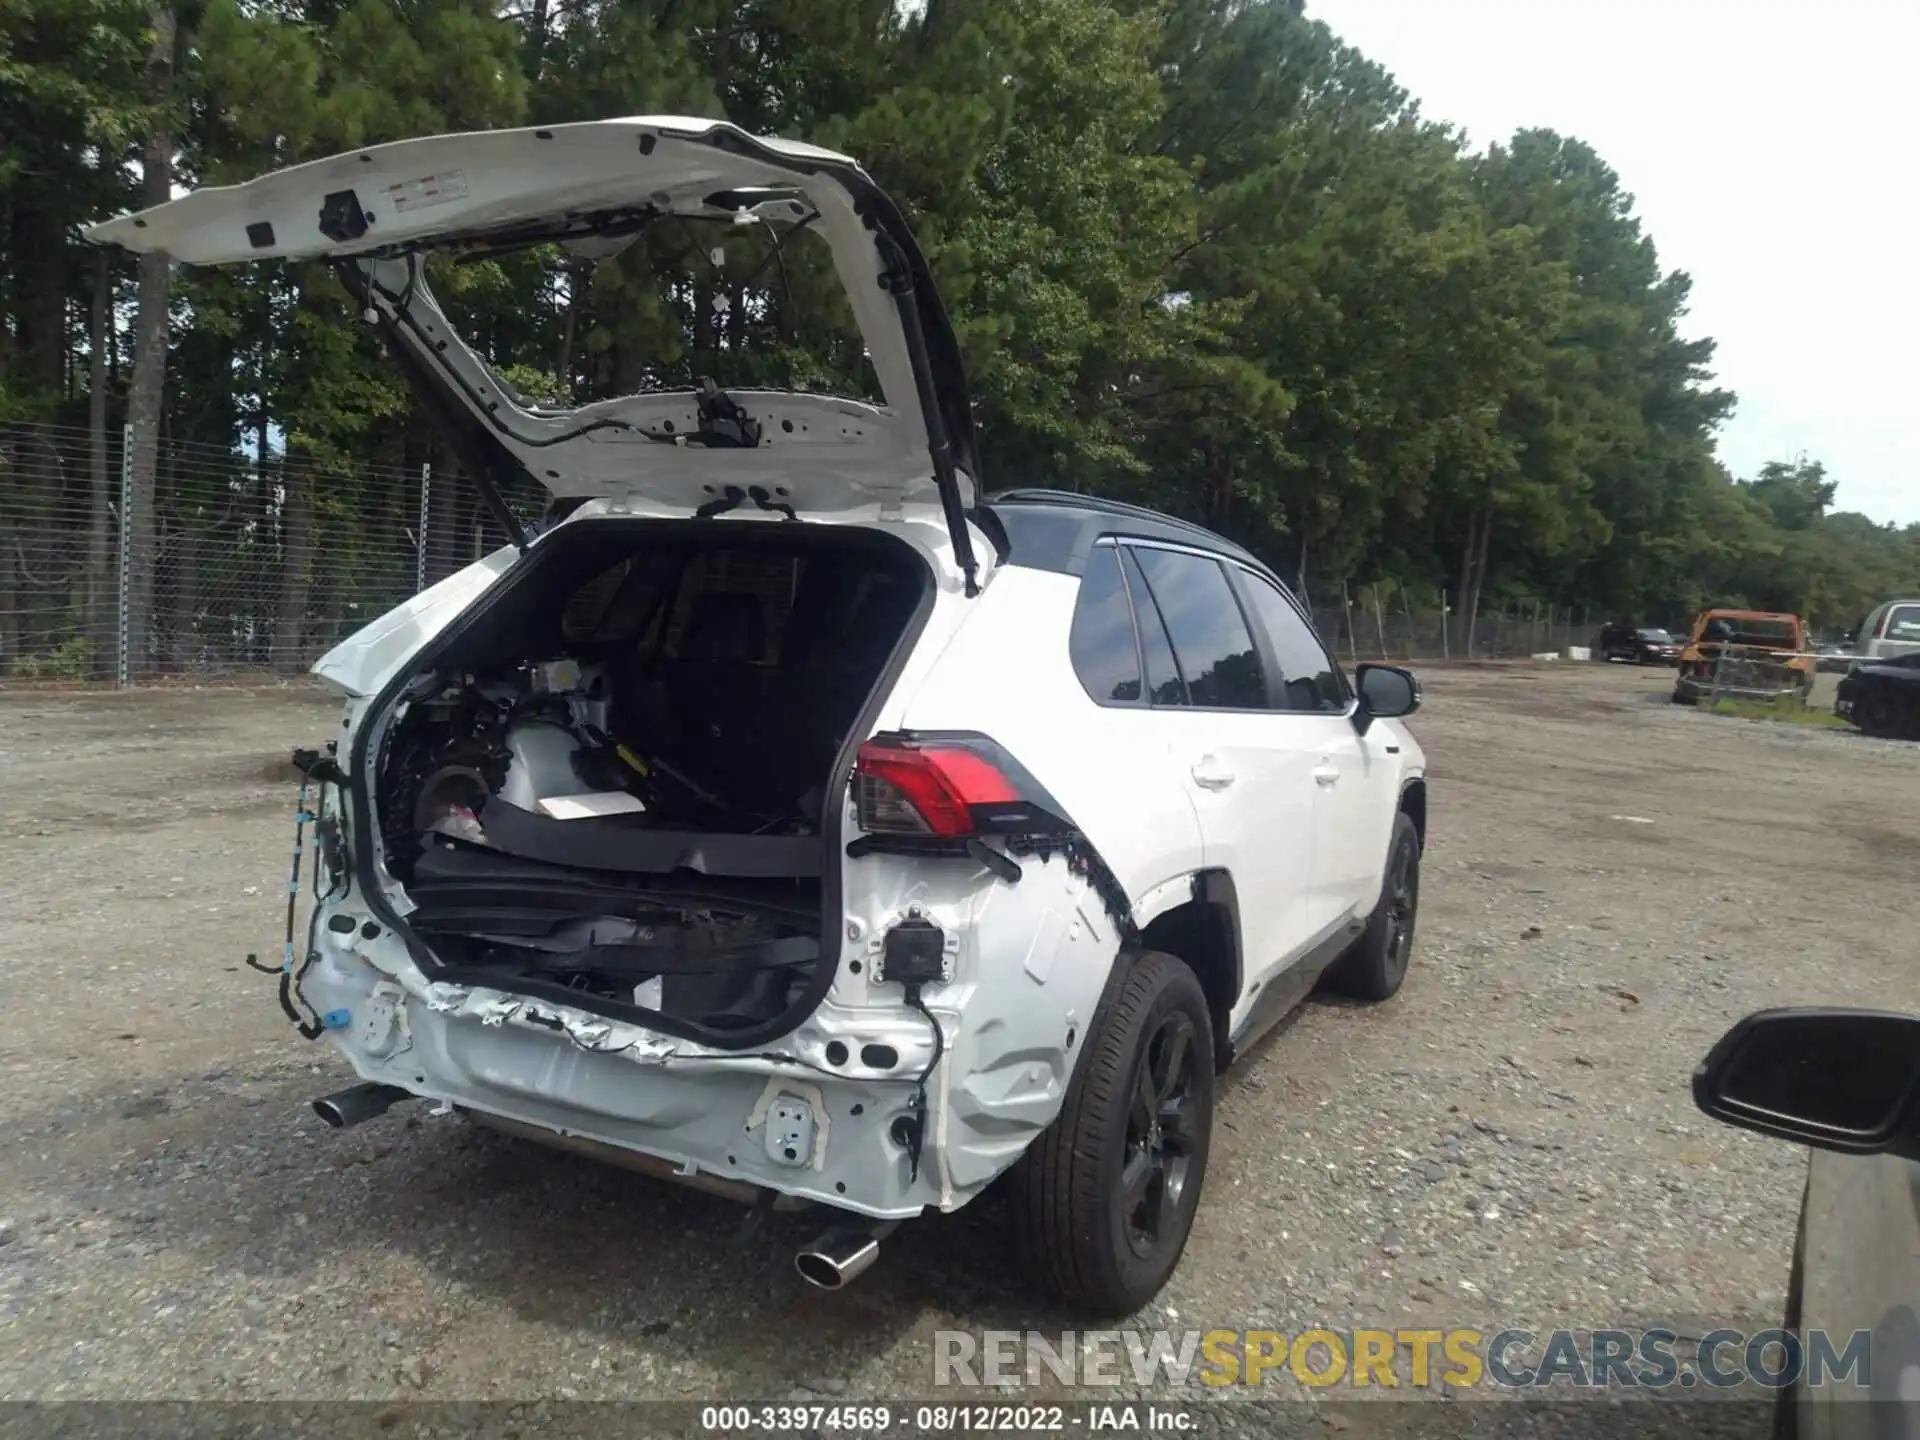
[853,741,1020,838]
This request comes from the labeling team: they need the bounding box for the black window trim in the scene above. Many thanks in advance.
[1118,541,1191,708]
[1121,537,1270,715]
[1070,538,1152,709]
[1071,535,1361,718]
[1220,558,1357,716]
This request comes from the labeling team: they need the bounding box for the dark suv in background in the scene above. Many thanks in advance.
[1597,623,1682,665]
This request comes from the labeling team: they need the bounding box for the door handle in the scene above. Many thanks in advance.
[1312,762,1341,787]
[1190,759,1236,791]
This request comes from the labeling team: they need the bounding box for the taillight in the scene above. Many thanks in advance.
[852,734,1070,839]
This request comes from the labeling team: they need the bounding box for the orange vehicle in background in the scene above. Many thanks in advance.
[1672,609,1815,706]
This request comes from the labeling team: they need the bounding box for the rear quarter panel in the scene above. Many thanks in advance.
[311,546,521,696]
[888,563,1207,918]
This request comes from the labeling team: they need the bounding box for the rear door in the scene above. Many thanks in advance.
[1061,542,1208,888]
[1228,565,1399,922]
[1118,544,1331,1009]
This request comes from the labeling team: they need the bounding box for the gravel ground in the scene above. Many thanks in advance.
[1,664,1916,1433]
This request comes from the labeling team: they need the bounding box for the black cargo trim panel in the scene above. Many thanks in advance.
[473,797,822,879]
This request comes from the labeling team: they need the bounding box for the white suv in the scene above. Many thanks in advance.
[91,117,1428,1315]
[1855,599,1920,663]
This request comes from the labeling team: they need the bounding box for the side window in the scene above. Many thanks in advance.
[1120,549,1188,705]
[1236,569,1350,713]
[1128,547,1265,709]
[1068,545,1143,704]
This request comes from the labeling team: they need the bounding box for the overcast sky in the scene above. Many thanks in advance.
[1306,0,1918,526]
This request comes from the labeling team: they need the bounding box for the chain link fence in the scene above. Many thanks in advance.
[3,420,1620,686]
[0,421,522,685]
[1305,586,1599,665]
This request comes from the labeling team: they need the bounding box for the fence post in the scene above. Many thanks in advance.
[1340,580,1358,666]
[116,423,132,687]
[1439,588,1450,662]
[416,462,431,593]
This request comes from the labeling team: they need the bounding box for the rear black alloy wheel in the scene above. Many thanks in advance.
[1327,811,1421,1001]
[1120,1011,1203,1260]
[1012,951,1214,1316]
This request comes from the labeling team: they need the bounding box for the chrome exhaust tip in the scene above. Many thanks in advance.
[795,1221,895,1290]
[312,1082,411,1130]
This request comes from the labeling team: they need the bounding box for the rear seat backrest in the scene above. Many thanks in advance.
[678,591,768,665]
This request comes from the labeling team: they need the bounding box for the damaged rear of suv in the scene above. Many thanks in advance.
[364,522,933,1041]
[89,116,1428,1315]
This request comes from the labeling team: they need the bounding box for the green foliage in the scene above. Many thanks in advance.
[3,0,1915,670]
[10,633,93,679]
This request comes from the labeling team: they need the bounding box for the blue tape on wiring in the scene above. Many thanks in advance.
[322,1009,351,1030]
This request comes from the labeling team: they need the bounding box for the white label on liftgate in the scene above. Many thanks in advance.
[385,170,471,214]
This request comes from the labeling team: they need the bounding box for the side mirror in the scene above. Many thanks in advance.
[1692,1008,1920,1159]
[1353,664,1420,735]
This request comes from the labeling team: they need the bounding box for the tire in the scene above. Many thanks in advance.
[1011,951,1214,1316]
[1672,684,1699,706]
[1855,691,1901,737]
[1326,811,1421,1001]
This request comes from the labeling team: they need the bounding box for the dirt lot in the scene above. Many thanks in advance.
[1,662,1917,1422]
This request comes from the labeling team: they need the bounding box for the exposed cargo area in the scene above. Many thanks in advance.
[368,520,929,1032]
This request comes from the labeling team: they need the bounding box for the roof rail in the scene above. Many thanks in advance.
[986,487,1237,551]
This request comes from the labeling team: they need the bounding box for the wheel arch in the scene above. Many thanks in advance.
[1134,869,1241,1073]
[1399,776,1427,853]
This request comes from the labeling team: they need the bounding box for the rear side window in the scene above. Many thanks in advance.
[1121,549,1188,705]
[1235,570,1350,712]
[1068,546,1143,704]
[1128,547,1265,709]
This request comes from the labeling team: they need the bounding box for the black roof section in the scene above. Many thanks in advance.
[982,488,1276,582]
